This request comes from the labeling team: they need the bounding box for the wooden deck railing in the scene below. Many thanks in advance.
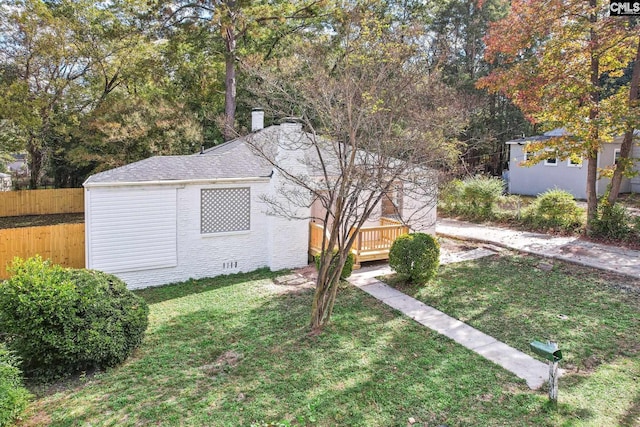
[309,222,330,254]
[308,218,409,267]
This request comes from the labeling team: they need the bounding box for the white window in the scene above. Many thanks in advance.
[544,156,558,166]
[201,188,251,234]
[567,156,582,167]
[614,149,621,166]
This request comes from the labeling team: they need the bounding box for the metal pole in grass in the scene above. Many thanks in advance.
[548,342,560,406]
[530,340,562,407]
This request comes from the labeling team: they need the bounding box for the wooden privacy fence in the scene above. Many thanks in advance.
[0,188,84,217]
[0,223,85,279]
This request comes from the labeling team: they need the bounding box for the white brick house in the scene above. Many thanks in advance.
[84,118,437,289]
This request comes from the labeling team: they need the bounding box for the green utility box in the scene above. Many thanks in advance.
[530,340,562,362]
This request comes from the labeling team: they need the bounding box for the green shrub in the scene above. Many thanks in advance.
[389,233,440,284]
[0,343,31,427]
[315,250,354,279]
[590,201,633,240]
[439,176,505,220]
[633,215,640,235]
[438,179,464,214]
[522,189,583,232]
[0,257,149,380]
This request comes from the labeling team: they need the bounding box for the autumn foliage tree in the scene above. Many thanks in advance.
[245,4,465,330]
[478,0,639,229]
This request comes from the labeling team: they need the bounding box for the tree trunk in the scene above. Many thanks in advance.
[310,206,352,331]
[585,2,600,232]
[607,36,640,205]
[223,27,237,141]
[310,249,348,331]
[27,140,43,190]
[585,149,598,228]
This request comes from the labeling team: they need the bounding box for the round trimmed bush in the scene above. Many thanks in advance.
[522,189,583,232]
[315,250,355,279]
[0,257,149,380]
[389,233,440,284]
[0,343,31,426]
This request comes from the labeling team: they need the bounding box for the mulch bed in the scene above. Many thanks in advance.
[0,213,84,229]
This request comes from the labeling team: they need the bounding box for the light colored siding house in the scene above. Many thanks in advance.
[84,119,437,289]
[506,129,639,199]
[0,173,12,191]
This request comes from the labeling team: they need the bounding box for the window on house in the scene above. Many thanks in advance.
[567,155,582,167]
[522,146,537,163]
[614,149,621,166]
[201,188,251,234]
[544,156,558,166]
[382,183,403,218]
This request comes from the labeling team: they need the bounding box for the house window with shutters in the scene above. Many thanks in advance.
[201,188,251,234]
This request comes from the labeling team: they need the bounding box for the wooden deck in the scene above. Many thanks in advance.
[308,218,409,267]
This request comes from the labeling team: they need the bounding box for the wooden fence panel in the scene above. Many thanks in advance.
[0,188,84,217]
[0,223,85,279]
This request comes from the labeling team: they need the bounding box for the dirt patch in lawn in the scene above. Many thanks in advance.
[0,213,84,229]
[438,236,480,253]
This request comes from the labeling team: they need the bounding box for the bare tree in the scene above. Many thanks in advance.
[244,6,466,331]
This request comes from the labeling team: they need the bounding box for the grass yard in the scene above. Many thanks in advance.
[386,252,640,426]
[18,257,640,426]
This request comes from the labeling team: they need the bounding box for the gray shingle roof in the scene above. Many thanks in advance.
[84,129,276,185]
[505,135,551,145]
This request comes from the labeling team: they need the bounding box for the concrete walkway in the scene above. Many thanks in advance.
[347,258,551,390]
[437,218,640,280]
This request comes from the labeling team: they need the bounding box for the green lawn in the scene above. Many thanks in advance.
[386,253,640,426]
[20,258,640,426]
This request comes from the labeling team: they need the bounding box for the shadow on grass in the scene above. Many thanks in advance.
[30,276,608,427]
[620,391,640,427]
[134,267,286,304]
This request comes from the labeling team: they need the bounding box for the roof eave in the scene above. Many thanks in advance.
[83,176,272,188]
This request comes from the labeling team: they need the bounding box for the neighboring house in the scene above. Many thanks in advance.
[505,128,640,199]
[0,173,11,191]
[84,114,436,289]
[6,153,28,177]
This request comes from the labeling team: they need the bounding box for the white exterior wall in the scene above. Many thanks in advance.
[266,178,310,270]
[507,144,590,199]
[402,182,437,235]
[85,186,178,274]
[267,123,311,270]
[507,141,640,199]
[599,141,633,194]
[86,179,308,289]
[632,143,640,193]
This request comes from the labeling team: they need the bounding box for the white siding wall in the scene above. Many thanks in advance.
[632,143,640,193]
[507,144,590,199]
[86,187,178,273]
[507,142,639,198]
[86,180,309,289]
